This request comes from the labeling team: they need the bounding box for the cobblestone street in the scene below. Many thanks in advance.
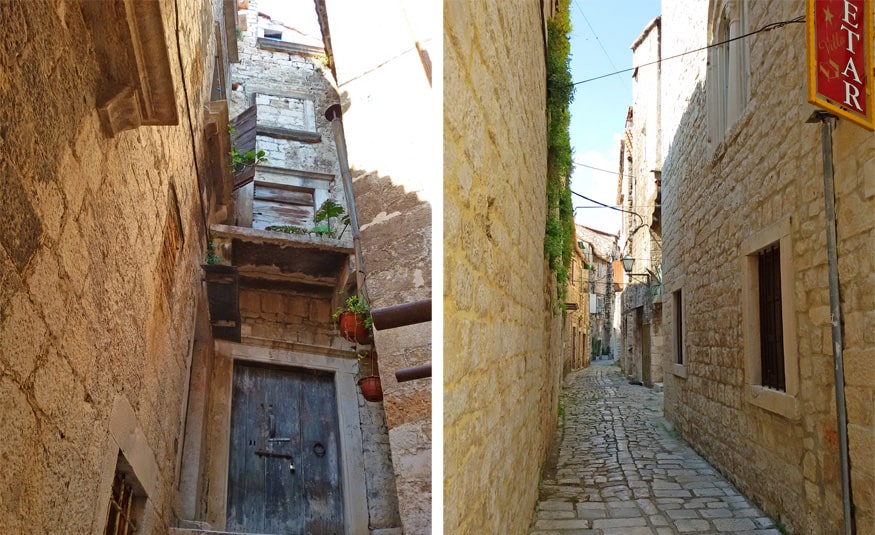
[529,362,782,535]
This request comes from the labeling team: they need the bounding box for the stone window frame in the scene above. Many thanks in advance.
[248,87,318,134]
[95,396,160,533]
[707,0,750,145]
[105,457,147,535]
[668,276,688,378]
[740,216,800,420]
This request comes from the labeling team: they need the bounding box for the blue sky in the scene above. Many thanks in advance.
[568,0,661,234]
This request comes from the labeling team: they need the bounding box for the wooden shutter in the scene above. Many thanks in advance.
[230,104,258,190]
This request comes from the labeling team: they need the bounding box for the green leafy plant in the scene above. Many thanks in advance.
[544,0,575,309]
[235,26,243,40]
[310,224,332,236]
[230,147,268,171]
[314,199,344,231]
[265,224,309,235]
[227,123,235,135]
[306,199,350,238]
[205,241,221,265]
[263,200,351,239]
[332,294,372,330]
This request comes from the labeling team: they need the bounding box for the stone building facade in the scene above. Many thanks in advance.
[444,1,566,533]
[577,225,620,359]
[0,0,234,532]
[316,0,437,532]
[618,17,665,387]
[657,1,875,533]
[172,2,403,533]
[565,242,591,373]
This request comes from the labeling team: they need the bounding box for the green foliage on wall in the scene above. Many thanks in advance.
[545,0,575,308]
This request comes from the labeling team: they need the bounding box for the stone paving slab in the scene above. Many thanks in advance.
[528,363,779,535]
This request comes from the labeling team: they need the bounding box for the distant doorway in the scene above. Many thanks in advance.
[642,323,652,387]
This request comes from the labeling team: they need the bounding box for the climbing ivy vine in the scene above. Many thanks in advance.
[545,0,575,308]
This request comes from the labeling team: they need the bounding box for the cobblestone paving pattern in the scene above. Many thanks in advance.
[529,362,781,535]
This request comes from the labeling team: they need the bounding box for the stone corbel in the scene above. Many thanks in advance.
[97,84,143,136]
[82,0,179,137]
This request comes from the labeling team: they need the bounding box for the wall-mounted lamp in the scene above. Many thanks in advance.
[621,255,650,284]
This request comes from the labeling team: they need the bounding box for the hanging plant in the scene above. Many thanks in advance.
[205,241,221,265]
[356,350,382,402]
[332,294,372,343]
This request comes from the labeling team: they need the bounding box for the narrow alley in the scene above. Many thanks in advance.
[529,363,781,535]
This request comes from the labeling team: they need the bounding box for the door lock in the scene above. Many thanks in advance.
[255,450,294,460]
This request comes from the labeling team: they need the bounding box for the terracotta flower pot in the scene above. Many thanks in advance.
[358,376,383,402]
[339,312,370,343]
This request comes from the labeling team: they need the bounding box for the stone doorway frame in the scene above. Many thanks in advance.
[202,340,369,534]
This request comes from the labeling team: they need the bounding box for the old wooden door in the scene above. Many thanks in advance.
[226,363,344,534]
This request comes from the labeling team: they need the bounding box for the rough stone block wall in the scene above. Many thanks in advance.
[239,289,345,348]
[444,1,564,533]
[660,1,875,533]
[0,0,219,531]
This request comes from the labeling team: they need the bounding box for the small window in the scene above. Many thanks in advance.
[757,245,785,391]
[673,289,684,365]
[106,473,137,535]
[105,456,146,535]
[263,29,282,40]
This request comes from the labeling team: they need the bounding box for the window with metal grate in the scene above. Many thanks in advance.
[105,473,138,535]
[758,245,785,391]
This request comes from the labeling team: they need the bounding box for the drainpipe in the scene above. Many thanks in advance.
[808,110,855,534]
[325,104,367,297]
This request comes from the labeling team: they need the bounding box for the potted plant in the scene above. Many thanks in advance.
[357,350,382,402]
[332,294,372,343]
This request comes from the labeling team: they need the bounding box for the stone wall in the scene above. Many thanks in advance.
[0,0,223,532]
[318,0,437,532]
[621,17,664,386]
[444,1,565,533]
[660,1,875,532]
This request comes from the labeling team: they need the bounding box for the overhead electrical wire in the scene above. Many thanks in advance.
[571,15,805,86]
[574,161,630,178]
[571,192,645,225]
[573,0,626,92]
[569,16,806,227]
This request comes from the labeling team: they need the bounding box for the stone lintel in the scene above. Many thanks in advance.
[257,124,322,144]
[256,37,325,57]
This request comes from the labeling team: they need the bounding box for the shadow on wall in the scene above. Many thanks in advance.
[348,166,432,307]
